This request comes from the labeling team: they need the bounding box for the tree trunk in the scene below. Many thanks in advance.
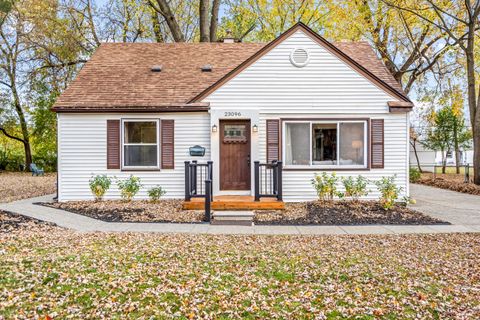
[453,119,460,174]
[10,72,32,171]
[410,140,423,173]
[209,0,220,42]
[474,108,480,184]
[155,0,185,42]
[199,0,209,42]
[465,24,479,184]
[14,103,32,170]
[23,140,32,171]
[441,149,447,174]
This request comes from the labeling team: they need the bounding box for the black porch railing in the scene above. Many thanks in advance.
[185,161,213,220]
[254,161,282,201]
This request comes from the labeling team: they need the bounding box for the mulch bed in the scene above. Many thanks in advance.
[42,199,447,225]
[255,201,448,225]
[0,210,59,233]
[417,175,480,196]
[41,200,206,223]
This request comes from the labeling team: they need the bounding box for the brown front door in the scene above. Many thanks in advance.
[220,120,251,190]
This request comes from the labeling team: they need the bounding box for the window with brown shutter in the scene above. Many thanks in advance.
[161,120,174,169]
[370,119,384,168]
[266,119,280,162]
[107,120,120,169]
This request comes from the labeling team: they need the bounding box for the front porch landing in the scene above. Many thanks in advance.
[182,195,285,210]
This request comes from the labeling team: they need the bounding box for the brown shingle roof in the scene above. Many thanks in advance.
[334,41,405,95]
[53,42,265,112]
[53,24,408,112]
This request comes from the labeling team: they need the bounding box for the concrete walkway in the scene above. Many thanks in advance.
[0,190,479,235]
[410,184,480,226]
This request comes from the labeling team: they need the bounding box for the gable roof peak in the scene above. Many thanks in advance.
[190,21,410,103]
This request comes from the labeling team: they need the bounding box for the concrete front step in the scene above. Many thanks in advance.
[211,211,254,226]
[183,196,285,210]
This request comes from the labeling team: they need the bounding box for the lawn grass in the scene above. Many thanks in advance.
[1,230,479,318]
[431,166,474,175]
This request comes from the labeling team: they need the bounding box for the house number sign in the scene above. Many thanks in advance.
[224,112,242,117]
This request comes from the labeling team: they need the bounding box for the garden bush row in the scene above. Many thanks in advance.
[89,175,165,202]
[90,173,410,210]
[311,172,411,210]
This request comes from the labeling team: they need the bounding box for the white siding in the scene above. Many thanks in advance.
[58,112,210,201]
[205,30,397,113]
[205,29,409,201]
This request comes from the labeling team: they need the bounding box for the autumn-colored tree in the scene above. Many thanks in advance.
[382,0,480,184]
[326,0,451,94]
[223,0,330,41]
[440,84,472,173]
[423,105,472,174]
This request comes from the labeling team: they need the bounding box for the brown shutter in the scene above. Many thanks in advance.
[106,120,120,169]
[161,120,174,169]
[266,119,280,162]
[370,119,384,168]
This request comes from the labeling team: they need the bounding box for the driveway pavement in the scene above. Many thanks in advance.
[410,183,480,227]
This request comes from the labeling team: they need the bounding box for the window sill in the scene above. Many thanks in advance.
[283,166,369,171]
[120,167,161,172]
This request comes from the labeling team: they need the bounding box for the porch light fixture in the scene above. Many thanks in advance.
[211,124,218,132]
[252,124,258,132]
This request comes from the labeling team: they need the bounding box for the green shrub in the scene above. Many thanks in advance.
[117,175,142,202]
[409,167,421,183]
[374,175,403,210]
[148,186,166,202]
[6,152,24,171]
[311,172,339,201]
[89,174,112,201]
[341,175,369,201]
[33,151,57,172]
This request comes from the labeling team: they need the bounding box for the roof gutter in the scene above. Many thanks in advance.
[52,102,210,113]
[388,101,413,113]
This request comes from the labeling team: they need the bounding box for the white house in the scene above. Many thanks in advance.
[410,144,474,172]
[53,23,413,203]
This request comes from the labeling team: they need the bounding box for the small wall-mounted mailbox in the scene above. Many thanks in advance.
[189,145,206,157]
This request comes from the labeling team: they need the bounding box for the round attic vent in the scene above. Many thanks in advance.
[290,48,309,67]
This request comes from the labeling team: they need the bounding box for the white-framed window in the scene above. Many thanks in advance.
[283,120,368,169]
[122,119,160,169]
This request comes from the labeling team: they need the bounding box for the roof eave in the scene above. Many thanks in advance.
[388,101,414,113]
[52,102,210,113]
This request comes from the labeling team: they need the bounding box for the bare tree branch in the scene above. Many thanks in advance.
[0,126,25,143]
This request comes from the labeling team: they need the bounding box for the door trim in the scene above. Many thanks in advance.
[219,119,251,191]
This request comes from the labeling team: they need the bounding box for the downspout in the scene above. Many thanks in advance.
[406,112,410,197]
